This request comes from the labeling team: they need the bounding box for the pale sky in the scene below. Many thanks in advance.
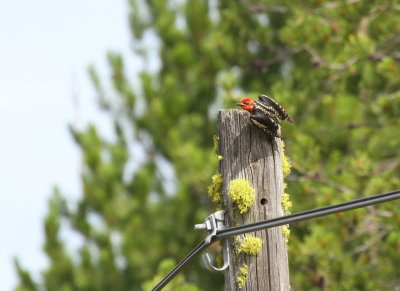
[0,1,131,289]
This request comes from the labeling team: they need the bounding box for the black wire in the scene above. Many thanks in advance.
[216,189,400,239]
[153,189,400,290]
[152,240,210,291]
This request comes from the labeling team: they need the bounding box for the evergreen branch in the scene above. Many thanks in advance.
[303,45,359,70]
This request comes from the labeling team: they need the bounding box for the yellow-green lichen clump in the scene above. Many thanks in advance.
[281,141,292,244]
[281,140,291,178]
[237,236,263,255]
[281,184,292,215]
[213,135,219,154]
[236,264,248,289]
[208,173,223,203]
[229,179,255,214]
[282,225,291,243]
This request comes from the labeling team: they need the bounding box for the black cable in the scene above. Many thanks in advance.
[153,189,400,290]
[152,240,210,291]
[216,189,400,239]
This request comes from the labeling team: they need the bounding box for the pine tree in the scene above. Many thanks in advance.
[15,1,400,290]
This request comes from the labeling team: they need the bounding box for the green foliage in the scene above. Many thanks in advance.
[15,1,400,290]
[14,258,36,291]
[142,259,200,291]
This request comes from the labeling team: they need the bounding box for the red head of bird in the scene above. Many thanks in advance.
[236,97,255,114]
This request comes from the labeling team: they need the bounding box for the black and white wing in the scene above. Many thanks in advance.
[250,114,281,138]
[258,94,293,123]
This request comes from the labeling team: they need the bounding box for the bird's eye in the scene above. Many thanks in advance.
[244,102,248,105]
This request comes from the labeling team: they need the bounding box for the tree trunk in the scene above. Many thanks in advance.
[217,109,290,291]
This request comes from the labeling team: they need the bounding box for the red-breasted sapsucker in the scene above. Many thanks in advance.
[236,95,292,138]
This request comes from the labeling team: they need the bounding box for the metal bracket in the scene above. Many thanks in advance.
[194,210,230,271]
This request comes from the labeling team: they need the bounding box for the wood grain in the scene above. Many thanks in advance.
[217,109,290,291]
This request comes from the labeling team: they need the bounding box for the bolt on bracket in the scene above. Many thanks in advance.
[194,210,230,271]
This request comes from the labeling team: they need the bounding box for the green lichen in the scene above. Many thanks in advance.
[281,140,291,178]
[237,236,263,255]
[229,179,255,214]
[282,225,291,243]
[207,173,223,203]
[281,142,293,244]
[217,155,223,160]
[236,264,248,289]
[213,135,219,155]
[281,188,292,243]
[281,188,292,215]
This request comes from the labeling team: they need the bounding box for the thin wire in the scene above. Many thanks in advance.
[153,189,400,290]
[216,189,400,239]
[152,240,210,291]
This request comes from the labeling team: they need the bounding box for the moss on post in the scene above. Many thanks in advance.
[281,140,293,244]
[281,185,292,215]
[207,173,223,204]
[236,236,263,255]
[228,179,255,214]
[236,264,248,289]
[282,225,291,244]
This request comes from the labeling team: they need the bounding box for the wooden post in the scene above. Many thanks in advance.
[217,109,290,291]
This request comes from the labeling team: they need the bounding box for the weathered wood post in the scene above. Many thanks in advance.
[217,109,290,290]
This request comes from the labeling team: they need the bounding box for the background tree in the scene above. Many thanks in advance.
[15,0,400,290]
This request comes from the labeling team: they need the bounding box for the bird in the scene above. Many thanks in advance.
[236,94,292,138]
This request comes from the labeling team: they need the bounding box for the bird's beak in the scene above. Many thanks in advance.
[236,103,244,107]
